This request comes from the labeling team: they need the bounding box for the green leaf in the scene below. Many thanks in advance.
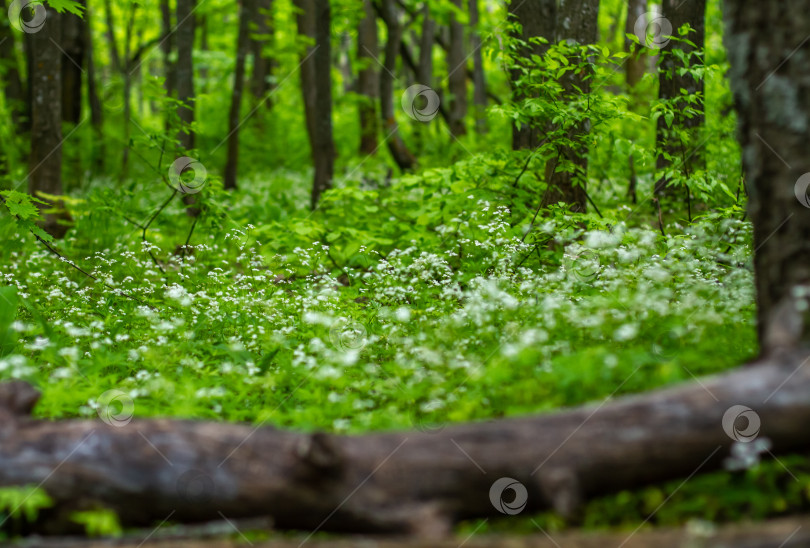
[0,190,42,221]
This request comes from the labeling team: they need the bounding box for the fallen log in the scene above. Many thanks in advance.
[1,349,809,537]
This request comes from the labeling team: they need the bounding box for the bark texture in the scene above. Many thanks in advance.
[722,0,810,351]
[249,0,275,105]
[469,0,487,133]
[1,351,809,535]
[28,6,69,238]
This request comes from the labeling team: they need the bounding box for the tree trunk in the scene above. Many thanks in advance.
[539,0,599,213]
[625,0,647,89]
[2,350,810,535]
[653,0,706,198]
[28,6,68,238]
[60,2,85,124]
[102,0,121,73]
[160,0,174,100]
[357,0,379,156]
[85,3,104,172]
[379,0,416,172]
[417,3,434,87]
[446,0,467,137]
[120,2,137,175]
[469,0,487,133]
[0,0,28,132]
[249,0,275,106]
[294,0,335,209]
[176,0,196,152]
[508,0,556,150]
[223,0,253,191]
[723,0,810,351]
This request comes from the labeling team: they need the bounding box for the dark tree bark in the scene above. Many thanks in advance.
[0,0,28,132]
[249,0,276,105]
[294,0,335,209]
[176,0,196,152]
[223,0,253,191]
[508,0,556,150]
[469,0,487,133]
[60,3,85,124]
[723,0,810,351]
[379,0,416,171]
[417,3,434,87]
[102,0,121,73]
[85,4,103,132]
[1,350,810,535]
[160,0,175,100]
[446,0,467,137]
[28,6,69,238]
[539,0,600,213]
[625,0,648,89]
[357,0,379,155]
[653,0,706,198]
[120,2,138,175]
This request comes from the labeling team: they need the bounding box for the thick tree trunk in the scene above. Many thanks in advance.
[653,0,706,198]
[723,0,810,351]
[469,0,487,134]
[223,0,253,191]
[176,0,196,152]
[446,0,467,137]
[357,0,379,155]
[2,351,809,535]
[294,0,335,209]
[539,0,599,213]
[379,0,416,172]
[0,0,28,132]
[249,0,275,106]
[625,0,647,89]
[508,0,555,150]
[28,6,68,238]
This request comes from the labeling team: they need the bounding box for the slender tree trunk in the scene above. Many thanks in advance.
[417,3,434,87]
[338,32,354,93]
[0,0,28,132]
[102,0,121,73]
[379,0,416,171]
[723,0,810,351]
[446,0,467,137]
[121,3,137,175]
[625,0,647,89]
[223,0,253,191]
[160,0,175,100]
[249,0,275,106]
[84,4,104,171]
[508,0,556,150]
[176,0,196,152]
[198,13,208,92]
[60,3,85,124]
[357,0,379,155]
[294,0,335,209]
[653,0,706,198]
[468,0,487,133]
[28,7,68,238]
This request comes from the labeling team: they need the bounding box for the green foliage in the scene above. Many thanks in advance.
[71,509,123,538]
[0,485,53,534]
